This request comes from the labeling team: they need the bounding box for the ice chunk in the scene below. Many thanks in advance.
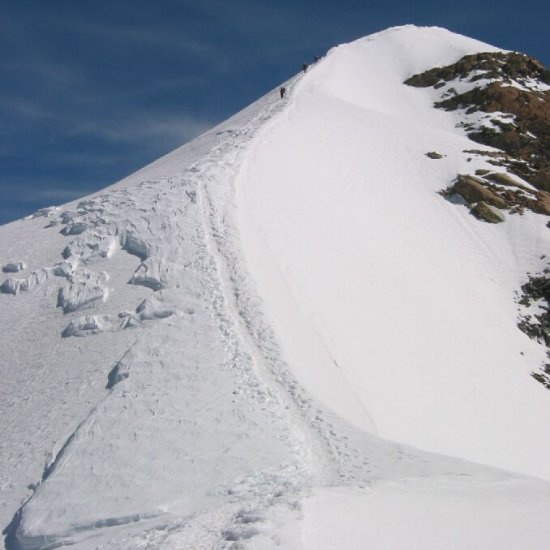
[62,315,116,337]
[61,222,88,236]
[122,232,150,260]
[2,262,26,273]
[57,271,109,313]
[62,233,117,263]
[1,277,20,295]
[129,258,189,290]
[53,260,78,278]
[0,269,51,295]
[24,206,59,220]
[136,294,177,320]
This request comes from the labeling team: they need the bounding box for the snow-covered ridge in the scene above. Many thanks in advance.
[2,25,550,549]
[2,80,315,548]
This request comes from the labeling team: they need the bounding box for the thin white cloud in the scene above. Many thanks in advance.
[68,114,214,149]
[73,18,233,74]
[1,184,94,205]
[2,95,213,151]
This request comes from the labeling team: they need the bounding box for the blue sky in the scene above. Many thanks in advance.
[1,0,548,225]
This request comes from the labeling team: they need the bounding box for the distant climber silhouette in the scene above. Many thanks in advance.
[280,87,287,99]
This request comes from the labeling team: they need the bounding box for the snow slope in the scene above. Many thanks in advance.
[1,25,550,549]
[239,25,550,480]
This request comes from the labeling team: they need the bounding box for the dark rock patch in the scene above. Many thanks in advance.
[409,52,550,388]
[442,171,550,218]
[405,52,550,191]
[451,174,507,209]
[517,272,550,388]
[532,193,550,216]
[405,52,550,89]
[471,201,505,223]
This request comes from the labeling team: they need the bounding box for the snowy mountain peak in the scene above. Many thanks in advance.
[2,25,550,549]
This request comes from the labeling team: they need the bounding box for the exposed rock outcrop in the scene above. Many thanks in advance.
[406,52,550,191]
[517,273,550,388]
[471,201,505,223]
[451,174,507,209]
[405,52,550,89]
[444,171,550,218]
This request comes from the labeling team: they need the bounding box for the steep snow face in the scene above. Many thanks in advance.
[238,25,550,481]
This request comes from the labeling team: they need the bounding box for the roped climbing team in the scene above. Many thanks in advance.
[279,54,322,99]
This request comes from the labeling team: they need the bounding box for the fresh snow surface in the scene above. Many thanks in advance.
[1,25,550,549]
[238,24,550,481]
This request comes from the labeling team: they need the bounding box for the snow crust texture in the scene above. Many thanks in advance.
[2,25,550,549]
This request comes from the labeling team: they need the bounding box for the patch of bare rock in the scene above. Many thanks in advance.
[414,52,550,388]
[517,271,550,389]
[440,172,550,222]
[406,52,550,191]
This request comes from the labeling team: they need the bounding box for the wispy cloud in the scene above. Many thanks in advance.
[81,21,219,58]
[2,94,213,151]
[1,182,96,205]
[183,0,354,55]
[69,114,214,149]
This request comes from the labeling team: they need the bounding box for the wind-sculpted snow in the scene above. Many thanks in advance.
[3,25,550,550]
